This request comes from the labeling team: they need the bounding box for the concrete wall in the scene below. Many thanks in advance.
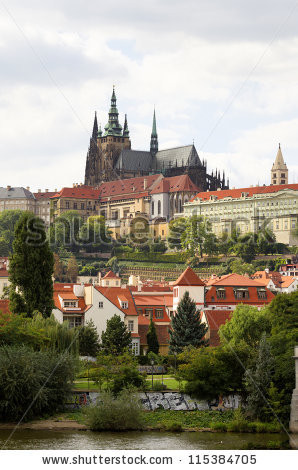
[67,391,241,411]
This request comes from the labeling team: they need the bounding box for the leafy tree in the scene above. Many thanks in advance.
[9,213,54,317]
[244,333,274,420]
[178,344,248,399]
[0,210,24,255]
[169,291,208,354]
[181,216,214,257]
[106,256,120,274]
[100,315,132,355]
[146,318,159,354]
[150,236,167,253]
[49,211,83,253]
[94,351,145,395]
[79,215,112,253]
[219,304,271,351]
[66,254,79,282]
[77,320,100,357]
[167,217,187,250]
[233,233,257,263]
[53,252,64,281]
[0,345,76,421]
[227,259,255,276]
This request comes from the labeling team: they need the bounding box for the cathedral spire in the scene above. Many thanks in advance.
[104,86,123,136]
[123,114,129,137]
[92,111,98,140]
[271,143,288,185]
[150,108,158,156]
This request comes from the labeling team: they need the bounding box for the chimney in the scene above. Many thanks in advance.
[73,183,76,188]
[217,188,221,191]
[144,178,147,190]
[55,188,57,192]
[7,185,11,191]
[45,189,49,193]
[38,189,41,193]
[26,186,30,191]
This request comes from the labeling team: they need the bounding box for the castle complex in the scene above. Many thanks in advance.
[84,87,228,191]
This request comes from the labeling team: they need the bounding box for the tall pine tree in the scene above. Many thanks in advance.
[147,318,159,354]
[169,291,208,354]
[100,315,132,355]
[9,213,54,317]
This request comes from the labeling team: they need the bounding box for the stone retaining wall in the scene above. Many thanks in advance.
[67,391,241,411]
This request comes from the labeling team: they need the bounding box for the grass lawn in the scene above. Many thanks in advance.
[73,375,185,391]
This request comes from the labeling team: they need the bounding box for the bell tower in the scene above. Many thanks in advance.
[271,144,288,185]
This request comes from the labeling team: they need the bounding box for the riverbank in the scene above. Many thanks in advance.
[0,409,284,434]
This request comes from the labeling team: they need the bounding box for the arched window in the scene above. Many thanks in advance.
[151,201,154,215]
[158,200,161,215]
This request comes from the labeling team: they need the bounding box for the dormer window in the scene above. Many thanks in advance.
[234,288,249,299]
[257,289,267,300]
[216,288,226,299]
[121,301,128,309]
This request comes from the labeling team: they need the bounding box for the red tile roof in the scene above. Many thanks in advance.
[150,174,200,194]
[133,295,173,307]
[51,187,101,199]
[34,191,57,199]
[102,270,118,279]
[203,310,232,347]
[0,270,9,277]
[209,273,264,287]
[192,183,298,202]
[58,292,79,300]
[205,285,275,306]
[53,283,90,313]
[173,267,205,286]
[98,174,161,202]
[138,323,170,346]
[95,286,138,316]
[0,299,10,316]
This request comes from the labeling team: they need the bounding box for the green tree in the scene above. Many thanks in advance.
[100,315,132,355]
[181,215,213,257]
[9,213,54,317]
[169,291,208,354]
[233,233,257,263]
[146,318,159,354]
[66,254,79,282]
[79,215,112,253]
[167,217,187,250]
[244,332,274,420]
[227,259,255,276]
[0,210,24,255]
[77,320,100,357]
[49,211,83,253]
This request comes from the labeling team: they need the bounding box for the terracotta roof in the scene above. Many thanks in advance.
[51,187,101,199]
[209,273,264,287]
[150,174,200,195]
[205,285,275,305]
[191,183,298,202]
[34,192,57,199]
[0,270,9,277]
[203,310,232,347]
[0,299,10,316]
[252,271,283,288]
[173,267,205,286]
[95,286,138,316]
[53,283,90,313]
[138,323,170,345]
[102,270,118,279]
[133,295,173,307]
[98,174,161,201]
[58,292,79,300]
[280,276,297,288]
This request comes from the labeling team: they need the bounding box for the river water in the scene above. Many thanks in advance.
[0,430,288,450]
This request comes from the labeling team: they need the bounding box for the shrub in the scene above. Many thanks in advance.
[0,345,76,421]
[152,381,167,391]
[210,422,227,432]
[166,422,183,432]
[84,388,144,431]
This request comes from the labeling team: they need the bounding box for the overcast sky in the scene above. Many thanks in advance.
[1,0,298,191]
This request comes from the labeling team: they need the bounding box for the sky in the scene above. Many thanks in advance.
[0,0,298,192]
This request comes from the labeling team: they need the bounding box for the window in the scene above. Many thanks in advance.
[128,320,134,331]
[121,301,128,309]
[98,301,103,308]
[131,340,139,356]
[64,316,82,328]
[151,201,154,215]
[74,203,77,209]
[257,289,267,300]
[158,200,161,215]
[145,308,153,317]
[155,309,163,319]
[216,288,226,299]
[106,281,109,286]
[64,301,77,307]
[137,308,143,314]
[81,203,84,210]
[65,201,70,209]
[234,289,249,299]
[173,288,178,297]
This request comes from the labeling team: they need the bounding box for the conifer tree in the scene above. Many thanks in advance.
[100,315,132,355]
[169,291,208,354]
[9,213,54,317]
[147,317,159,354]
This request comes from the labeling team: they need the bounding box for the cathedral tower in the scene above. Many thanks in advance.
[271,144,288,185]
[150,109,158,156]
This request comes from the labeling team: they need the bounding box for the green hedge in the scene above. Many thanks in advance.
[116,252,188,263]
